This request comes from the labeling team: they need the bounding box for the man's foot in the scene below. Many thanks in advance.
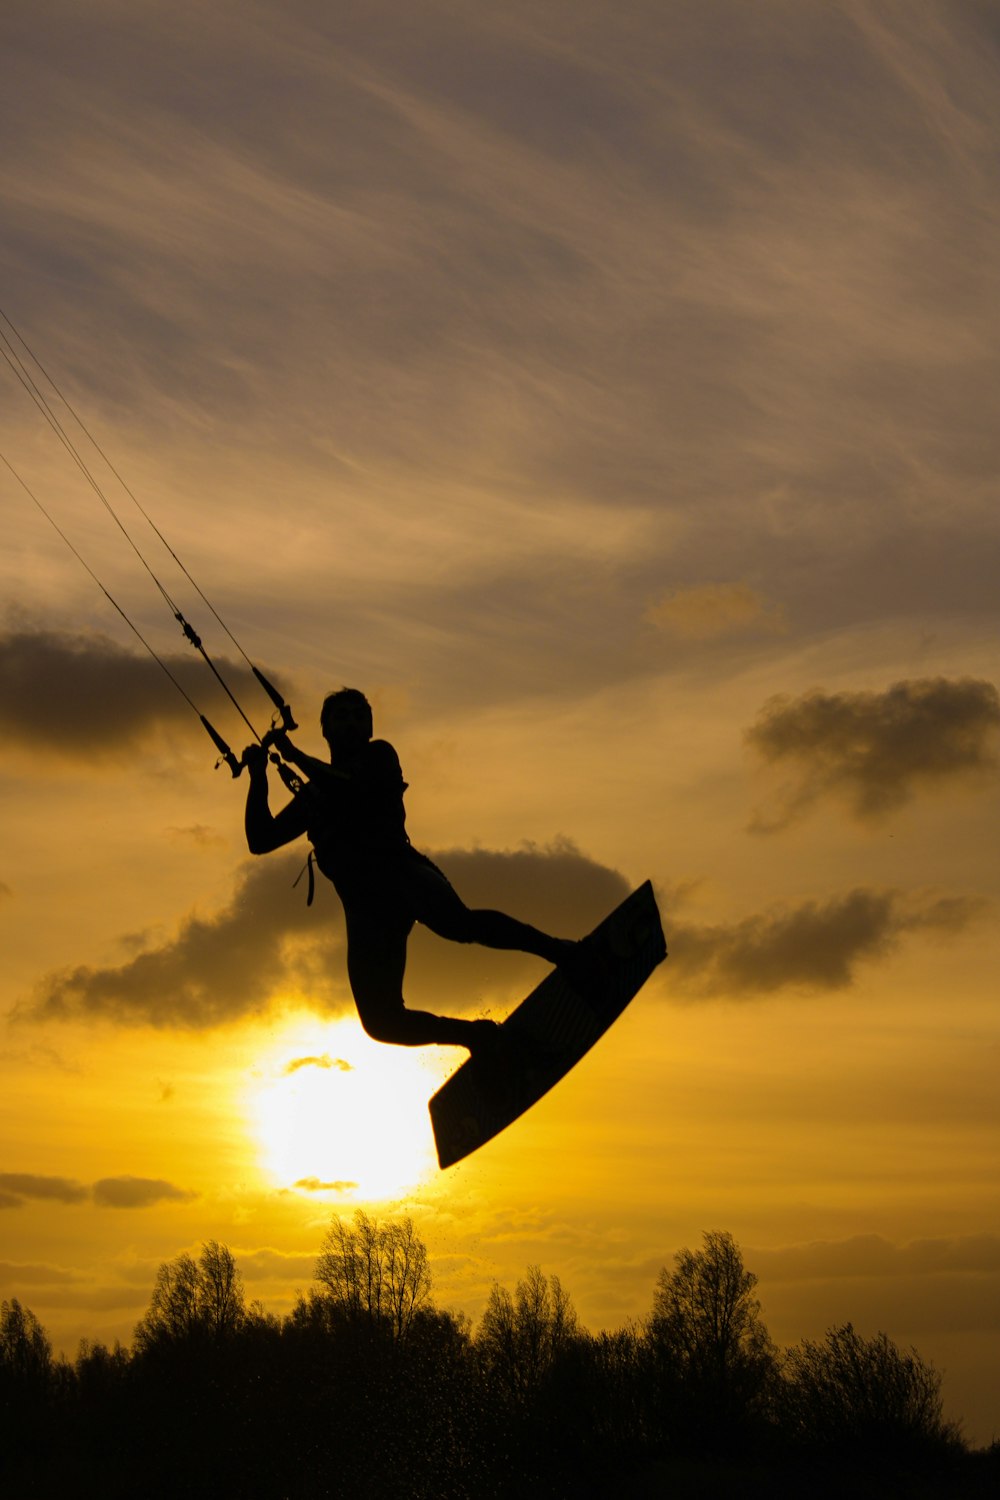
[466,1018,504,1062]
[554,937,603,998]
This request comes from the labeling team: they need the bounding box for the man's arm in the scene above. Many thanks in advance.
[244,744,309,854]
[268,731,348,787]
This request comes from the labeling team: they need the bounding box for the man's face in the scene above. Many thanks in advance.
[322,699,371,750]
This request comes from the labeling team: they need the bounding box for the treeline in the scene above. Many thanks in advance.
[1,1220,995,1498]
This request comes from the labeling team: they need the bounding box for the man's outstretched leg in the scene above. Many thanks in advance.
[405,859,576,965]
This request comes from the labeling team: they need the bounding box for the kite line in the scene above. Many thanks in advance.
[0,306,296,774]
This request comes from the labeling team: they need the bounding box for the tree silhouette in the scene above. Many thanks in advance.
[197,1240,247,1340]
[648,1230,778,1454]
[0,1226,987,1498]
[0,1297,52,1383]
[313,1209,432,1341]
[133,1240,247,1351]
[542,1322,653,1475]
[782,1321,963,1463]
[1,1298,56,1476]
[476,1263,579,1404]
[134,1251,200,1350]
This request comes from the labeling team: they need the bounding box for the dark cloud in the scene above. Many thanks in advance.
[0,626,269,757]
[0,1172,89,1206]
[91,1176,197,1209]
[28,818,982,1025]
[27,839,629,1029]
[26,826,980,1019]
[746,678,1000,828]
[28,851,341,1029]
[669,887,984,998]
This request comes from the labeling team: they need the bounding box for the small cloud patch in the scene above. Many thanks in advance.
[0,1172,198,1209]
[0,1172,89,1206]
[646,583,785,641]
[91,1176,198,1209]
[284,1055,353,1076]
[293,1177,358,1193]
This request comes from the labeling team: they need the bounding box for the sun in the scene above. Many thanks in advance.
[245,1014,451,1200]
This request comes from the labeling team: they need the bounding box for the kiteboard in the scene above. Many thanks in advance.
[429,880,667,1169]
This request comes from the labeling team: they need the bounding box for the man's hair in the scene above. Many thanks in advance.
[320,687,373,740]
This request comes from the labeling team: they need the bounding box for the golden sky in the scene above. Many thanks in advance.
[2,0,998,1446]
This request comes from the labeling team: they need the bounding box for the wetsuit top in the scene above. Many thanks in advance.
[303,738,411,898]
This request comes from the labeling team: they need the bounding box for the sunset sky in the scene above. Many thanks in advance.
[2,0,998,1445]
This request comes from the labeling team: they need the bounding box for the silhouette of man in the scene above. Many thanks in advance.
[244,688,577,1055]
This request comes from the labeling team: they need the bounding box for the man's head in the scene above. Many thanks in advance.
[320,688,373,748]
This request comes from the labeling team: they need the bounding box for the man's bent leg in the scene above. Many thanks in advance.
[344,907,498,1051]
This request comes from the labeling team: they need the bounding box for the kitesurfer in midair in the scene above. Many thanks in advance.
[244,688,578,1055]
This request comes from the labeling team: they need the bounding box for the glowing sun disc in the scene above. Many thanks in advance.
[246,1016,447,1200]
